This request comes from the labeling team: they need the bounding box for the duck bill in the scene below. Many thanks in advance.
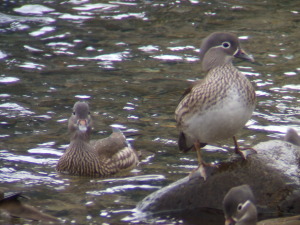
[77,119,88,132]
[234,48,254,62]
[225,218,236,225]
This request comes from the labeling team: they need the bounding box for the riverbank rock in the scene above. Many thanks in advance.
[135,140,300,222]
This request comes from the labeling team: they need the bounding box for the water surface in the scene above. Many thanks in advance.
[0,0,299,224]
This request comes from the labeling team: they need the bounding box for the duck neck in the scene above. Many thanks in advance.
[206,63,239,80]
[201,47,234,72]
[70,130,91,144]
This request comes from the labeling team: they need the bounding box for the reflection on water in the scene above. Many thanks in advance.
[0,0,299,224]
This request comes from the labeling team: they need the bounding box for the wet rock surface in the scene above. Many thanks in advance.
[136,140,300,222]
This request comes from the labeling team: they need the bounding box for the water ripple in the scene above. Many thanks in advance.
[0,50,7,59]
[0,76,20,83]
[282,84,300,90]
[59,14,94,20]
[102,13,147,20]
[88,184,160,195]
[152,54,183,61]
[73,3,118,11]
[18,62,45,70]
[0,151,57,165]
[80,51,130,62]
[0,12,55,24]
[167,46,195,51]
[93,174,165,183]
[30,26,56,37]
[138,45,160,53]
[14,4,55,15]
[28,147,62,157]
[0,168,62,184]
[0,102,34,117]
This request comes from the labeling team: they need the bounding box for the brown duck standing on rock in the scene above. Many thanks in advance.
[56,101,139,177]
[175,32,256,179]
[223,185,300,225]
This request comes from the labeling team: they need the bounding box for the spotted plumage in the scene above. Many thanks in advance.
[56,101,139,177]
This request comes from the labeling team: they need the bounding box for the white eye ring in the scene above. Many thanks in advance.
[222,41,231,49]
[237,203,243,211]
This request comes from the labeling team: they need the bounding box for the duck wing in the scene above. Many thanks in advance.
[93,128,139,171]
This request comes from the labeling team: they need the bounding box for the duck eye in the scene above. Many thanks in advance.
[73,111,76,115]
[222,41,231,48]
[237,203,243,211]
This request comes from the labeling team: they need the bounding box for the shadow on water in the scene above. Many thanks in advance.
[0,0,299,224]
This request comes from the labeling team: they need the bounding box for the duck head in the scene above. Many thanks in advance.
[199,32,254,72]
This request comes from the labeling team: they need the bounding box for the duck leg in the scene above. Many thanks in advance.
[233,136,256,159]
[189,141,215,180]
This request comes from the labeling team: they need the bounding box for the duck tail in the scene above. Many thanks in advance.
[178,132,206,152]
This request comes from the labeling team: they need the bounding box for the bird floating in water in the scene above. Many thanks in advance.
[56,101,139,177]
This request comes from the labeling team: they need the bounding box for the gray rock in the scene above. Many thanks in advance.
[135,140,300,222]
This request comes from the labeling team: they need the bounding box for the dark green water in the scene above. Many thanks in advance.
[0,0,299,224]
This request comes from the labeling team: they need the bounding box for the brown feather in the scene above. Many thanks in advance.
[174,32,256,166]
[56,102,139,177]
